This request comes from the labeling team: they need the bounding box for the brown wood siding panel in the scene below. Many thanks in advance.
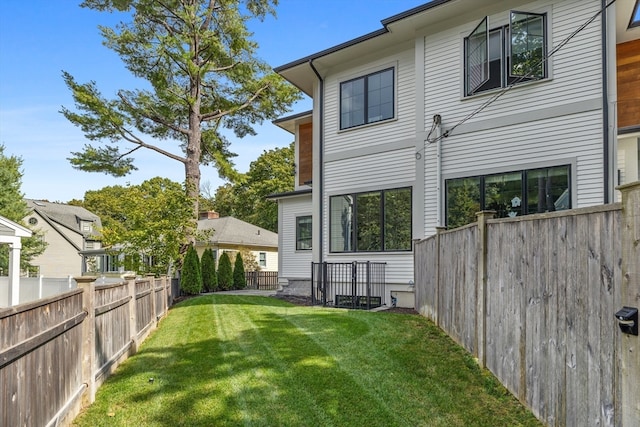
[617,39,640,129]
[298,123,312,186]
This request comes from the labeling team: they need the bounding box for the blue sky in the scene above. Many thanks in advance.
[0,0,426,202]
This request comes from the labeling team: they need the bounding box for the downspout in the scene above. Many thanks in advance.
[309,59,324,264]
[601,0,610,203]
[434,115,443,227]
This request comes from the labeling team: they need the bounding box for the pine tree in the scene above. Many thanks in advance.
[217,252,233,291]
[180,245,202,295]
[201,248,218,292]
[233,252,246,290]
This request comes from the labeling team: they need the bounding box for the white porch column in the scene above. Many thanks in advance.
[8,237,22,306]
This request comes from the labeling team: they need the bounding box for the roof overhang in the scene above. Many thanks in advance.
[272,110,313,134]
[266,188,312,200]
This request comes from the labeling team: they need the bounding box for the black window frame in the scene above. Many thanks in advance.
[339,67,395,130]
[295,215,312,251]
[445,165,571,228]
[464,11,547,96]
[329,186,412,253]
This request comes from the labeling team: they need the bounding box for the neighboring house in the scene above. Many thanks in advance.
[0,215,32,306]
[25,199,102,277]
[196,211,279,272]
[269,0,640,307]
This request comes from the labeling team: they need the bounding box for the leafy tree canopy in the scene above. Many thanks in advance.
[0,145,47,272]
[81,177,194,275]
[208,142,293,232]
[61,0,301,243]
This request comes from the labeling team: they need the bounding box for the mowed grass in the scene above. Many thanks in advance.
[73,295,541,427]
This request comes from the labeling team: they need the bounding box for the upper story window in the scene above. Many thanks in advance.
[465,11,547,96]
[340,68,394,129]
[630,0,640,29]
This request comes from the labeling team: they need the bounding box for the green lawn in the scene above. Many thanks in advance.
[73,295,541,427]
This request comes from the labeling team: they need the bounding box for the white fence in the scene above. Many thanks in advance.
[0,276,77,307]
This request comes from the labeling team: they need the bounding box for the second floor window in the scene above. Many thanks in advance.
[340,68,394,129]
[465,11,546,96]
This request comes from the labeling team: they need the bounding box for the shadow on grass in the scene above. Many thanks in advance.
[75,294,541,427]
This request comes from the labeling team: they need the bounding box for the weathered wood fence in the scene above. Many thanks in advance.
[245,271,279,290]
[0,275,173,427]
[414,181,640,426]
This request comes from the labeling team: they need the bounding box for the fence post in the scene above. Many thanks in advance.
[475,210,495,369]
[124,274,138,352]
[75,275,97,406]
[147,274,157,323]
[434,226,447,327]
[617,181,640,425]
[38,275,44,299]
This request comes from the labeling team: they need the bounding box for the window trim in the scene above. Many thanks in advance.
[444,164,572,228]
[295,215,312,251]
[339,67,395,130]
[329,186,412,253]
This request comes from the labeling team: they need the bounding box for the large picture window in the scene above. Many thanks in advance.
[296,216,312,250]
[465,11,546,96]
[446,165,570,228]
[340,68,394,129]
[330,187,411,252]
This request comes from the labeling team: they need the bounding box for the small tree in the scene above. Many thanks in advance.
[233,252,246,290]
[201,248,217,292]
[217,252,233,291]
[180,245,202,295]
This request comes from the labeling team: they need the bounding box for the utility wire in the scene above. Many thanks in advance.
[424,0,617,146]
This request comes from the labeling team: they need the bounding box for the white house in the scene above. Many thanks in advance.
[270,0,640,308]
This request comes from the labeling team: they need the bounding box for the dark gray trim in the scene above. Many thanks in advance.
[619,125,640,135]
[266,188,312,200]
[273,0,453,72]
[272,110,313,125]
[309,59,324,265]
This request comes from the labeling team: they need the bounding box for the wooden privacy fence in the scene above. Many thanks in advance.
[0,275,174,427]
[245,271,279,290]
[414,181,640,427]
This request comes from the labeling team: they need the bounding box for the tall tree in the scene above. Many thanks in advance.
[0,145,47,271]
[209,142,294,232]
[61,0,301,245]
[82,177,193,275]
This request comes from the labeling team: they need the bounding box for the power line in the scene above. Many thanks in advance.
[424,0,617,146]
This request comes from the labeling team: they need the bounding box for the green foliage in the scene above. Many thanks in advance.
[201,248,217,292]
[62,0,302,240]
[232,252,246,290]
[180,245,202,295]
[209,143,294,232]
[0,145,47,272]
[217,252,233,291]
[239,247,259,272]
[82,177,194,275]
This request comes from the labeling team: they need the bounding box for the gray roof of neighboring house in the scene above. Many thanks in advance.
[197,216,278,248]
[25,199,102,239]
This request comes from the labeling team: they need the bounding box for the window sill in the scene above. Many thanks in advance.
[461,77,552,102]
[337,116,398,134]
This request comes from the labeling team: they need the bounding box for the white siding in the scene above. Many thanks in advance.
[323,47,416,157]
[422,0,606,235]
[29,216,82,277]
[280,196,313,279]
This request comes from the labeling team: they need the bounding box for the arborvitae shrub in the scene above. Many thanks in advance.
[233,252,246,290]
[180,245,202,295]
[217,252,233,291]
[201,248,217,292]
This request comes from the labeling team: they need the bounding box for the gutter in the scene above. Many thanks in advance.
[309,59,324,265]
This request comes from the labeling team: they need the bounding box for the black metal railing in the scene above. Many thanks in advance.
[311,262,386,309]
